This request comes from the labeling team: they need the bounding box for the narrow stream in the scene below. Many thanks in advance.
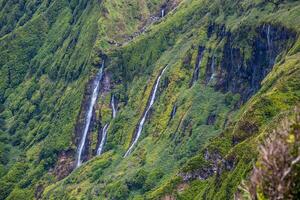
[161,9,165,17]
[111,94,117,119]
[209,56,215,83]
[190,47,205,86]
[76,60,105,168]
[124,65,168,157]
[97,123,109,155]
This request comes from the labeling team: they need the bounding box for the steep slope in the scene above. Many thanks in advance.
[41,0,300,199]
[0,0,170,199]
[0,0,299,199]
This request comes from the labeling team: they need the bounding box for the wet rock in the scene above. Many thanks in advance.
[190,46,205,86]
[212,24,296,103]
[206,113,217,125]
[52,150,74,180]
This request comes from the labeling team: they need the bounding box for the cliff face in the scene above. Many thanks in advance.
[214,24,296,102]
[0,0,300,199]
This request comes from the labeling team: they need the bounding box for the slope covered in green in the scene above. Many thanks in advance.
[0,0,299,199]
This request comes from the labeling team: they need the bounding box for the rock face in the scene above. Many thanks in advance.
[180,149,236,182]
[207,24,296,103]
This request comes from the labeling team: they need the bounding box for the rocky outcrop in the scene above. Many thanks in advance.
[180,149,236,182]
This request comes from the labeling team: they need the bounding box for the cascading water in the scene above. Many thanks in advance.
[170,104,177,120]
[97,123,109,155]
[161,9,165,17]
[209,56,215,83]
[76,60,105,168]
[267,25,271,51]
[190,47,205,86]
[111,94,117,119]
[124,65,168,157]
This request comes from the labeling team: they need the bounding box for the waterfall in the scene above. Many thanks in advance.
[76,60,105,168]
[209,56,215,83]
[111,94,117,119]
[190,47,205,86]
[267,25,271,51]
[124,65,168,157]
[266,24,274,68]
[170,104,177,120]
[161,9,165,17]
[97,123,109,155]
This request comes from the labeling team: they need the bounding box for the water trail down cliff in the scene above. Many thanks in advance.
[97,123,109,155]
[267,25,271,51]
[161,9,165,17]
[209,56,215,83]
[124,65,169,157]
[111,94,117,119]
[76,60,105,168]
[190,47,205,86]
[170,104,177,120]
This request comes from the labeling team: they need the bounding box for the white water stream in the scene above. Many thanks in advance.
[97,123,109,155]
[124,65,168,157]
[111,94,117,119]
[161,9,165,17]
[209,56,216,83]
[76,60,105,167]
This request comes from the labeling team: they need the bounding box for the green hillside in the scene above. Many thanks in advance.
[0,0,299,199]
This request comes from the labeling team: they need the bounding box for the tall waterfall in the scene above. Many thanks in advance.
[111,94,117,119]
[76,60,105,168]
[124,65,168,157]
[97,123,109,155]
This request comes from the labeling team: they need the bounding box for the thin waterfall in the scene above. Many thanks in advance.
[266,24,274,67]
[124,65,168,157]
[161,9,165,17]
[209,56,215,83]
[97,123,109,155]
[111,94,117,119]
[76,60,105,168]
[267,25,271,51]
[190,47,205,86]
[170,104,177,120]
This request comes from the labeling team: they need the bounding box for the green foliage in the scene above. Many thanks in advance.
[0,0,300,199]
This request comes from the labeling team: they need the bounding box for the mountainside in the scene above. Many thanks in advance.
[0,0,299,199]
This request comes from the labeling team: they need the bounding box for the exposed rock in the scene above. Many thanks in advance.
[52,150,74,180]
[206,113,217,125]
[232,120,259,145]
[214,24,296,103]
[34,184,44,200]
[180,149,236,182]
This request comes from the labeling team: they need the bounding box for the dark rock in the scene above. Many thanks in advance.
[213,24,296,103]
[206,113,217,125]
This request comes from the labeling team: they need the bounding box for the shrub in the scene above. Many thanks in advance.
[238,108,300,199]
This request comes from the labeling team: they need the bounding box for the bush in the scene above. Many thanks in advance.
[238,108,300,199]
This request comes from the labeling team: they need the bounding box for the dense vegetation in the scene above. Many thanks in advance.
[0,0,299,199]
